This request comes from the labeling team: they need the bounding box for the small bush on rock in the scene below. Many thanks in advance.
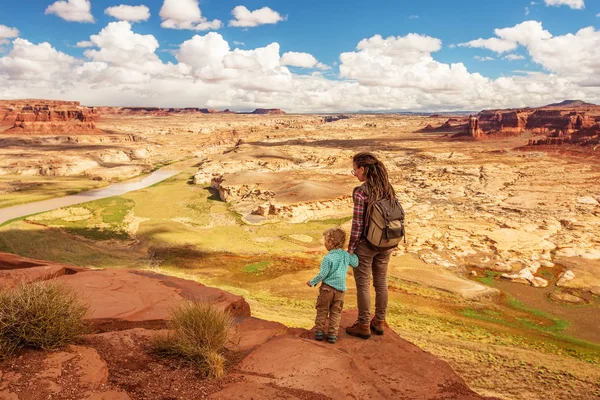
[152,301,234,378]
[0,280,89,360]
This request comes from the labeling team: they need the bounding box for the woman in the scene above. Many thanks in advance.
[346,152,396,339]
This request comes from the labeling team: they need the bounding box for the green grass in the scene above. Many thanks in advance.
[461,295,570,336]
[0,280,89,360]
[152,301,233,378]
[27,197,135,241]
[475,270,498,287]
[243,261,271,274]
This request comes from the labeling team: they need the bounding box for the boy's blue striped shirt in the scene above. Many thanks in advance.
[310,249,359,291]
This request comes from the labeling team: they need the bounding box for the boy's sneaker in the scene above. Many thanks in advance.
[327,335,338,344]
[315,331,325,341]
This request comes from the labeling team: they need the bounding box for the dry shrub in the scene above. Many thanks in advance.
[0,280,89,360]
[152,301,234,379]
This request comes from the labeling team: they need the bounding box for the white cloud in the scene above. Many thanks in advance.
[0,25,19,49]
[525,6,530,15]
[0,25,19,40]
[459,21,552,54]
[233,41,245,46]
[544,0,585,9]
[409,15,419,19]
[462,20,599,84]
[474,56,495,61]
[459,37,518,53]
[281,52,317,68]
[316,62,331,71]
[105,5,150,22]
[76,40,94,48]
[503,54,525,60]
[340,33,476,91]
[229,6,285,28]
[1,22,599,113]
[45,0,94,23]
[159,0,222,31]
[0,38,79,81]
[75,22,180,86]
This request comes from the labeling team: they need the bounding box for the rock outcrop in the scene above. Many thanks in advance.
[436,101,600,151]
[466,115,484,138]
[0,252,492,400]
[478,110,528,134]
[2,101,100,135]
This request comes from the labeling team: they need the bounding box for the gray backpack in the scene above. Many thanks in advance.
[356,185,406,250]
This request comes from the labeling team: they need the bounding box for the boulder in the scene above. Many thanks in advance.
[556,270,575,287]
[549,292,586,304]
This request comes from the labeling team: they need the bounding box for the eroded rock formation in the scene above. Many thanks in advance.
[436,100,600,151]
[2,100,100,134]
[466,115,484,138]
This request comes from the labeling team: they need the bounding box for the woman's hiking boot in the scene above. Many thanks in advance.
[370,318,385,335]
[327,335,338,344]
[346,321,371,339]
[315,331,325,341]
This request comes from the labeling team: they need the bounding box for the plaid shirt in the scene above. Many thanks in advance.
[348,187,367,253]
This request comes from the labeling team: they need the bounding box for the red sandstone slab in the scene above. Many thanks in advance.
[230,317,288,352]
[58,269,250,327]
[221,310,490,400]
[0,265,66,288]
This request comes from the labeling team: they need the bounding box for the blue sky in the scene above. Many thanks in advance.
[0,0,599,111]
[4,0,599,77]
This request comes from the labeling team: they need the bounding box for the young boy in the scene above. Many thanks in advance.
[306,228,359,343]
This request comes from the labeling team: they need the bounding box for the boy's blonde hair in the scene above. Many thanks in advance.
[323,228,346,250]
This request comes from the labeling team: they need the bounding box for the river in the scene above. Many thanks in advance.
[0,169,181,226]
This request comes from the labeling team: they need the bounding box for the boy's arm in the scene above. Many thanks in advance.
[349,253,359,268]
[309,257,331,287]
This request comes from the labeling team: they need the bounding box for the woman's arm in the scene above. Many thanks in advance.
[348,188,367,254]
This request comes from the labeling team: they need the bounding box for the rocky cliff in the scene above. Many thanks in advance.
[429,101,600,152]
[0,252,492,400]
[2,100,100,134]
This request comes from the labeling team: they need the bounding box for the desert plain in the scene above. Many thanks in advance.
[0,101,599,399]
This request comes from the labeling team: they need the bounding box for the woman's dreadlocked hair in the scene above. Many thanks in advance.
[353,152,396,221]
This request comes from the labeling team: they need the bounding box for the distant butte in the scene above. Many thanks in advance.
[545,99,597,108]
[250,108,286,115]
